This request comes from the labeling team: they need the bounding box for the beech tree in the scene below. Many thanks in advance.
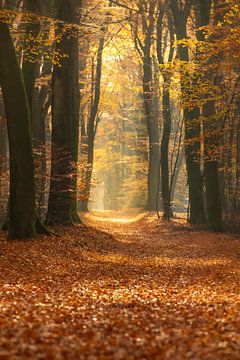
[156,2,175,220]
[170,0,205,225]
[0,19,46,238]
[21,0,52,218]
[131,0,160,211]
[197,0,223,231]
[80,33,105,212]
[46,0,81,225]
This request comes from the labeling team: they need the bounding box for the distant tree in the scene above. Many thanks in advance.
[131,0,160,211]
[80,34,105,212]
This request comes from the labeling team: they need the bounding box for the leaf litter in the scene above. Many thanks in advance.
[0,212,240,359]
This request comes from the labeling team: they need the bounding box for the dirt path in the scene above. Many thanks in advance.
[0,213,240,359]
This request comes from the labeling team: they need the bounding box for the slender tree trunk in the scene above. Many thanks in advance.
[156,7,174,220]
[131,0,159,212]
[170,146,184,204]
[142,55,160,211]
[80,36,104,212]
[46,0,81,225]
[160,75,172,219]
[32,81,50,219]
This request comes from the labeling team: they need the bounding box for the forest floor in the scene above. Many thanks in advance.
[0,211,240,359]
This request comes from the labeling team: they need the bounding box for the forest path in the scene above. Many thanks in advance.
[0,213,240,359]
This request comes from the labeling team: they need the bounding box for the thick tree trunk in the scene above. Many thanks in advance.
[184,106,205,224]
[21,1,52,221]
[0,22,37,239]
[2,0,19,10]
[46,0,81,226]
[0,96,8,224]
[235,117,240,209]
[22,0,41,117]
[170,0,205,224]
[202,100,222,231]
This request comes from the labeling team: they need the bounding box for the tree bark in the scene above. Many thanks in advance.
[0,22,37,239]
[170,0,205,224]
[32,78,50,219]
[22,0,41,117]
[142,54,160,211]
[160,75,172,219]
[198,0,223,231]
[202,100,222,231]
[0,95,8,224]
[156,7,174,219]
[80,36,104,212]
[46,0,81,226]
[131,0,160,211]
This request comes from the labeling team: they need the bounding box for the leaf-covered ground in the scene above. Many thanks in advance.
[0,212,240,359]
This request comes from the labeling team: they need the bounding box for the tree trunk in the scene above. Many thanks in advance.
[132,0,160,212]
[198,0,223,231]
[32,81,50,219]
[80,36,104,212]
[184,106,205,224]
[0,95,8,224]
[0,22,37,239]
[170,0,205,224]
[235,116,240,210]
[22,0,41,117]
[202,100,222,231]
[21,1,52,221]
[160,75,172,219]
[142,55,160,211]
[170,146,184,204]
[46,0,81,226]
